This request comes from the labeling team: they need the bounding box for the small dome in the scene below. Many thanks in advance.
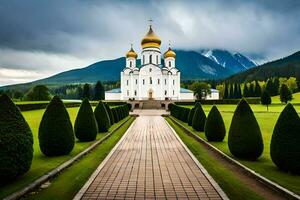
[141,25,161,49]
[126,47,137,59]
[164,47,176,58]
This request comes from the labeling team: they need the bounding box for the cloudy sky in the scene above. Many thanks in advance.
[0,0,300,86]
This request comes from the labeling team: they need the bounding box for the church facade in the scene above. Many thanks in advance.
[105,25,194,100]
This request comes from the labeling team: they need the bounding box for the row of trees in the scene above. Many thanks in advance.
[170,100,299,174]
[0,94,130,180]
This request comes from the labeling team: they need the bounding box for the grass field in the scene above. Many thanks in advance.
[173,104,300,195]
[0,107,130,199]
[166,118,264,200]
[24,117,135,200]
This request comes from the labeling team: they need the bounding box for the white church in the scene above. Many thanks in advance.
[105,25,195,101]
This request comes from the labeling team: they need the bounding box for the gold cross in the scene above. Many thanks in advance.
[148,18,153,26]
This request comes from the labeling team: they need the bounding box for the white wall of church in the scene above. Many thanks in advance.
[141,48,161,65]
[105,92,121,100]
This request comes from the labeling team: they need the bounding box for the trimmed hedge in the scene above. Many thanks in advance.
[0,94,33,180]
[39,96,75,156]
[74,98,98,142]
[170,104,191,123]
[174,98,261,105]
[271,103,300,174]
[228,99,263,160]
[187,107,196,126]
[192,103,206,131]
[104,103,114,125]
[94,101,111,132]
[204,106,226,141]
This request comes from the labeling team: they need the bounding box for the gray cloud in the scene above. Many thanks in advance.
[0,0,300,85]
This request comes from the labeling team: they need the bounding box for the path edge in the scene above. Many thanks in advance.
[73,118,137,200]
[164,117,229,200]
[168,116,300,200]
[3,116,134,200]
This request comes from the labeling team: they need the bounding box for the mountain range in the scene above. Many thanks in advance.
[226,51,300,82]
[0,49,256,90]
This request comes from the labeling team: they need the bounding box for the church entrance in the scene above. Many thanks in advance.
[148,89,153,100]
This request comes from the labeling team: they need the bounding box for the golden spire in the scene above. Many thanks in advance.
[126,44,137,59]
[141,19,161,49]
[164,42,176,58]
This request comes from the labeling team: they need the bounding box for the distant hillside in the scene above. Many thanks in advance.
[225,51,300,82]
[0,49,256,90]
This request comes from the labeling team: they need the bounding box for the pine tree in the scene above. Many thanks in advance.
[271,104,300,174]
[0,94,33,180]
[280,84,292,103]
[237,84,242,98]
[82,83,91,99]
[273,78,280,96]
[233,83,238,99]
[74,98,98,142]
[94,81,105,100]
[188,107,196,126]
[265,79,273,95]
[248,83,255,97]
[254,80,262,97]
[243,83,249,97]
[261,91,272,111]
[39,96,75,156]
[229,84,234,99]
[228,99,264,160]
[223,83,228,99]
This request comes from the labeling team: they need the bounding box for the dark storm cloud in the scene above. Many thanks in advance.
[0,0,300,85]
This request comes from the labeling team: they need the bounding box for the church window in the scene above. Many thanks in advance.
[158,79,160,84]
[169,61,171,67]
[173,80,175,85]
[156,55,159,64]
[135,79,137,84]
[173,90,175,95]
[149,55,152,63]
[130,61,132,68]
[126,80,129,85]
[134,90,137,96]
[149,68,152,72]
[143,55,145,64]
[165,79,167,85]
[165,90,167,95]
[143,79,145,85]
[150,77,152,84]
[127,90,129,96]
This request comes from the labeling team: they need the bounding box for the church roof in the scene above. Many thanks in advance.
[180,88,194,93]
[106,88,121,93]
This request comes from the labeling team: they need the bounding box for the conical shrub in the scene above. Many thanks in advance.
[228,99,263,160]
[188,107,195,126]
[104,103,114,125]
[205,106,226,141]
[74,98,98,142]
[94,101,111,132]
[0,94,33,180]
[271,103,300,174]
[39,96,74,156]
[192,103,206,131]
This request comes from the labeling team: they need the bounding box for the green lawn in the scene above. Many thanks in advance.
[24,117,135,200]
[172,105,300,195]
[166,118,263,200]
[0,107,130,199]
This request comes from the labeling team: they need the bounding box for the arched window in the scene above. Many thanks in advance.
[143,79,145,85]
[165,90,167,95]
[134,90,137,96]
[143,55,145,64]
[173,80,175,85]
[169,61,171,67]
[135,79,138,84]
[173,90,175,95]
[158,79,160,84]
[126,80,129,85]
[150,77,152,84]
[130,61,132,68]
[156,55,159,64]
[165,79,167,85]
[149,55,152,63]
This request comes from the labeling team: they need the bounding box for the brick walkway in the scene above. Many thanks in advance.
[75,113,227,200]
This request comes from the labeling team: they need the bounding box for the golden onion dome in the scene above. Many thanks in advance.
[141,25,161,49]
[126,46,137,59]
[164,47,176,58]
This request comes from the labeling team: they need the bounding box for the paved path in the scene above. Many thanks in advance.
[75,111,227,200]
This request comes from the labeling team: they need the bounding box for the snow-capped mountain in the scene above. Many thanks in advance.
[199,49,257,73]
